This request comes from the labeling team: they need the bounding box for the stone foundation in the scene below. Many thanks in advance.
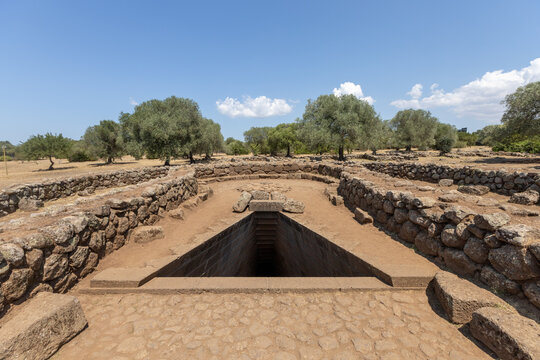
[338,171,540,311]
[364,162,540,198]
[0,174,197,315]
[0,166,173,217]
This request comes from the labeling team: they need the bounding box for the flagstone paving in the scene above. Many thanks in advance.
[53,290,492,360]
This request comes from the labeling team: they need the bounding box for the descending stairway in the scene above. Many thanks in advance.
[252,212,280,276]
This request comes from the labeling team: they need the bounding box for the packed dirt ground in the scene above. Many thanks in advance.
[57,179,492,359]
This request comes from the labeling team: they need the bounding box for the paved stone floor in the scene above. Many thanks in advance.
[53,290,492,360]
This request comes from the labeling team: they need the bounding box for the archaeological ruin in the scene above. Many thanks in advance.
[0,157,539,359]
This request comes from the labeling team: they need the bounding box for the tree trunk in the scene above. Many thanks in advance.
[405,145,412,152]
[338,146,344,161]
[189,151,194,164]
[107,156,113,164]
[205,153,211,160]
[372,149,377,155]
[164,157,170,166]
[48,155,54,170]
[286,144,291,157]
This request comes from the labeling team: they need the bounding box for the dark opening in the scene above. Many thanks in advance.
[165,212,373,277]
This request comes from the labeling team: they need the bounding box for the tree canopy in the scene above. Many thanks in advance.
[120,96,204,165]
[20,133,71,170]
[299,94,379,160]
[268,123,300,157]
[244,127,272,155]
[434,123,458,155]
[500,81,540,139]
[390,109,439,151]
[83,120,124,164]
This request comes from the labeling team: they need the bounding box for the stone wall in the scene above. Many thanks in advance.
[194,161,343,180]
[364,162,540,196]
[0,174,198,315]
[0,166,172,217]
[338,172,540,310]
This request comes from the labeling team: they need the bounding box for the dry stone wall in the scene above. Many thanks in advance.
[0,166,172,217]
[194,160,343,180]
[338,172,540,310]
[364,162,540,197]
[0,174,197,315]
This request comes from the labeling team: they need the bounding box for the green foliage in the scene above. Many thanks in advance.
[83,120,125,163]
[390,109,438,150]
[267,123,300,156]
[500,81,540,139]
[188,118,224,159]
[0,141,17,159]
[120,96,204,165]
[363,120,393,154]
[244,127,272,155]
[296,120,332,155]
[20,133,72,170]
[457,131,478,146]
[492,137,540,154]
[474,125,504,146]
[225,140,249,155]
[67,140,97,162]
[434,123,458,154]
[299,94,378,160]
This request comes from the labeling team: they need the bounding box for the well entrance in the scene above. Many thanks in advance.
[165,212,373,277]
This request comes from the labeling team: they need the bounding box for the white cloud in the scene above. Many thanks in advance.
[407,84,423,99]
[216,96,293,118]
[391,58,540,122]
[129,97,139,106]
[332,82,375,104]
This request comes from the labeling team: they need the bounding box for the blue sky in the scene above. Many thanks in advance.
[1,0,540,144]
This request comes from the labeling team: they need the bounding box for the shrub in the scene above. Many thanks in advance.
[492,138,540,154]
[68,150,96,162]
[436,136,454,155]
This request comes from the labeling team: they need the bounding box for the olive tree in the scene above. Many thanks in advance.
[363,119,393,155]
[83,120,124,164]
[20,133,72,170]
[267,123,299,157]
[390,109,438,151]
[120,96,203,165]
[243,127,271,155]
[434,123,458,155]
[188,118,224,160]
[499,81,540,139]
[300,94,378,160]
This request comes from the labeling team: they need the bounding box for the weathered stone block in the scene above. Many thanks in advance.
[354,208,373,224]
[433,272,504,324]
[130,226,164,244]
[442,248,479,276]
[414,231,442,256]
[470,307,540,360]
[509,189,539,205]
[233,191,252,213]
[0,292,87,360]
[250,200,284,212]
[488,245,540,281]
[474,213,510,231]
[480,266,521,295]
[283,199,304,213]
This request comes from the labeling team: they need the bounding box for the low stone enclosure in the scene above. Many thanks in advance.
[0,166,172,217]
[1,158,540,359]
[364,161,540,197]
